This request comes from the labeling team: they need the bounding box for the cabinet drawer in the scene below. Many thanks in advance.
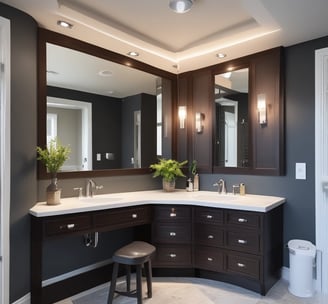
[194,223,224,247]
[226,230,261,254]
[226,211,261,230]
[94,206,151,229]
[153,205,191,222]
[45,214,91,237]
[153,223,191,243]
[194,246,224,272]
[194,207,223,224]
[153,245,192,267]
[226,252,261,280]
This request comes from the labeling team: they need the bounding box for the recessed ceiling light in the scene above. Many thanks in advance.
[107,90,114,95]
[169,0,193,14]
[127,51,139,57]
[216,53,226,59]
[57,20,73,29]
[98,70,113,77]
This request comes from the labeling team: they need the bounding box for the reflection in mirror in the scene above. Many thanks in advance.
[46,43,168,172]
[214,68,249,168]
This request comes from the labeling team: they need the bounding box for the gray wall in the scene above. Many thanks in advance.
[3,1,328,301]
[0,3,38,302]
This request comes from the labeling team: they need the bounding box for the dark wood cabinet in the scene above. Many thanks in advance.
[31,202,283,303]
[152,205,192,267]
[192,205,283,295]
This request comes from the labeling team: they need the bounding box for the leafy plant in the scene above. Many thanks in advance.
[36,138,70,174]
[150,158,188,182]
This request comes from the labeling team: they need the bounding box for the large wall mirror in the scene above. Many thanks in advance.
[38,29,177,179]
[214,68,249,168]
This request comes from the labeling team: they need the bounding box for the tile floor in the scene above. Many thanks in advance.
[56,276,327,304]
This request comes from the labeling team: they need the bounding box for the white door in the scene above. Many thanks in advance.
[315,47,328,294]
[0,16,11,304]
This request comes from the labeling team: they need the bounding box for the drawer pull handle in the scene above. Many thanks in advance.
[169,253,177,258]
[67,224,75,229]
[170,213,177,217]
[208,235,214,239]
[238,218,248,223]
[207,257,213,262]
[238,239,248,244]
[169,232,176,236]
[132,214,138,218]
[206,215,213,219]
[237,263,246,268]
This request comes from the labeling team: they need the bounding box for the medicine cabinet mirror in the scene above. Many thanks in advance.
[214,68,249,168]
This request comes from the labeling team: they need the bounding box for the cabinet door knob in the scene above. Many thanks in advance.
[238,218,248,223]
[237,263,246,268]
[208,235,214,239]
[238,239,248,244]
[207,257,213,262]
[67,224,75,229]
[132,214,138,218]
[169,253,177,258]
[206,215,213,219]
[169,232,176,236]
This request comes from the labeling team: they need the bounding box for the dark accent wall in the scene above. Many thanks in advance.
[47,86,122,169]
[0,3,38,302]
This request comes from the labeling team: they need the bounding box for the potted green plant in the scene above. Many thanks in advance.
[37,138,70,205]
[150,158,187,192]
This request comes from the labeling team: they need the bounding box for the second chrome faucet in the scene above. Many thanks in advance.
[213,178,227,195]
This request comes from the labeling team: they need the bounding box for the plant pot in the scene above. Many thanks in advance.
[46,175,61,205]
[162,179,175,192]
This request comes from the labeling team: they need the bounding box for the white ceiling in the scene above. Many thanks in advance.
[3,0,328,73]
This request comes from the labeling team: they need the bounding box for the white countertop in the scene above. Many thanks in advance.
[29,190,286,217]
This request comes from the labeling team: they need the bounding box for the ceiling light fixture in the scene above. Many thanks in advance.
[98,70,113,77]
[169,0,193,14]
[216,53,226,59]
[57,20,73,29]
[127,51,139,57]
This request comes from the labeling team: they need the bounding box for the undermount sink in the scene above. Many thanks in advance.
[79,196,122,204]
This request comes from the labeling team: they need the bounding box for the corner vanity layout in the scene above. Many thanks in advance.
[29,190,285,304]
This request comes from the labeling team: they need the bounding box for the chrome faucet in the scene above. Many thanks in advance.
[86,179,103,197]
[213,178,227,195]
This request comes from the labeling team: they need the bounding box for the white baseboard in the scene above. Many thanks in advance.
[12,293,30,304]
[281,266,289,281]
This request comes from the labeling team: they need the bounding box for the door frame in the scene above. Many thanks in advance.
[0,16,11,304]
[315,47,328,294]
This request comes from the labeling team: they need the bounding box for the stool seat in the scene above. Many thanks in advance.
[108,241,156,304]
[113,241,156,265]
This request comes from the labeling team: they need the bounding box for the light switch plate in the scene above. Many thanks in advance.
[296,163,306,180]
[96,153,101,161]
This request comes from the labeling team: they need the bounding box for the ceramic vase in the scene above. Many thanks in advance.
[162,179,175,192]
[46,174,61,205]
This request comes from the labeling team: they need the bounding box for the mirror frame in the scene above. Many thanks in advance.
[38,28,178,179]
[212,59,252,174]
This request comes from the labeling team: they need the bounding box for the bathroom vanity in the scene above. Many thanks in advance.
[29,190,285,304]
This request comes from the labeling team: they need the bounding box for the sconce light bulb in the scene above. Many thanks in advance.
[178,106,187,129]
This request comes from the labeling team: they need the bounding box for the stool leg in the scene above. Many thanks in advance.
[144,260,153,298]
[126,265,131,292]
[108,262,119,304]
[136,264,143,304]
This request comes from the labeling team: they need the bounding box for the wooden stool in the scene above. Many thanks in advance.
[107,241,156,304]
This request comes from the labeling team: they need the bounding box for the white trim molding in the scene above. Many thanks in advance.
[315,47,328,294]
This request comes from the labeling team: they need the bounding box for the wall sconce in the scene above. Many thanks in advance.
[195,112,204,133]
[178,106,187,129]
[257,94,267,125]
